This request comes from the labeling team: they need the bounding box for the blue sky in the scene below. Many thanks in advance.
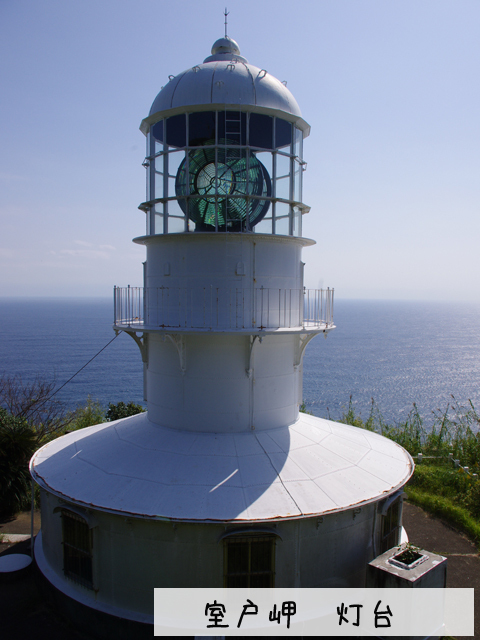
[1,0,478,300]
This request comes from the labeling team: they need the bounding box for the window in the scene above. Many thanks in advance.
[249,114,273,149]
[224,535,275,587]
[380,497,401,554]
[61,510,93,589]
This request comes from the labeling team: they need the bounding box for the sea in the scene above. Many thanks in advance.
[1,297,479,427]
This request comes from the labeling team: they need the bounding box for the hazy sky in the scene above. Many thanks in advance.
[1,0,478,300]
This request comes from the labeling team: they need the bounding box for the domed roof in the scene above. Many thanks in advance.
[31,412,413,522]
[141,37,307,134]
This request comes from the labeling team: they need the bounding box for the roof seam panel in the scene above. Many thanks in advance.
[210,62,218,103]
[254,432,304,516]
[243,62,256,106]
[169,72,186,109]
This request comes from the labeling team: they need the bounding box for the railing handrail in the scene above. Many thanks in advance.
[114,286,334,331]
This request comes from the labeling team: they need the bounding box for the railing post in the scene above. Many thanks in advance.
[113,286,334,332]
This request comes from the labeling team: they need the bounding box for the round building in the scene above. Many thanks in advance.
[30,35,414,634]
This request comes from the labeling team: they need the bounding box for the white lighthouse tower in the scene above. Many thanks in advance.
[31,35,413,635]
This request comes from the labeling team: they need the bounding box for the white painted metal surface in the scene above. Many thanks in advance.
[114,286,334,331]
[0,554,32,572]
[145,332,303,432]
[142,37,306,133]
[31,412,414,522]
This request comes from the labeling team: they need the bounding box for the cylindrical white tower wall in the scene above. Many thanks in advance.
[136,234,313,331]
[146,332,301,431]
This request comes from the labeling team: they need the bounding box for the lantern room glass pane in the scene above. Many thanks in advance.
[166,197,186,219]
[294,126,303,159]
[167,176,176,199]
[154,172,164,198]
[168,150,185,172]
[275,176,290,201]
[154,213,163,234]
[249,114,273,149]
[167,216,186,233]
[293,159,302,202]
[255,151,272,177]
[275,118,292,150]
[166,114,186,148]
[254,217,273,234]
[293,205,302,237]
[154,203,164,235]
[276,215,289,235]
[152,119,164,143]
[189,112,216,146]
[276,153,291,179]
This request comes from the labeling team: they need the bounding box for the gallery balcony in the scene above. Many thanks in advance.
[113,286,334,334]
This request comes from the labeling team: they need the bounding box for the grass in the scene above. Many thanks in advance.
[406,486,480,546]
[331,396,480,547]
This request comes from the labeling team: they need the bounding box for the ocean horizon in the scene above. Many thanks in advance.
[1,296,479,428]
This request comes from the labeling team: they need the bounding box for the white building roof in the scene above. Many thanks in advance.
[31,412,413,523]
[141,36,308,135]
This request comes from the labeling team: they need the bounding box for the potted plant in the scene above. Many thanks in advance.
[388,543,428,570]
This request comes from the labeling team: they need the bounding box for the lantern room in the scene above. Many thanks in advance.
[139,36,310,236]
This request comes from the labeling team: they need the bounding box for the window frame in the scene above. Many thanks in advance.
[60,508,95,590]
[144,111,306,236]
[223,533,276,588]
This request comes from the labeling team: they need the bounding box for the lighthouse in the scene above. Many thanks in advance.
[30,35,414,634]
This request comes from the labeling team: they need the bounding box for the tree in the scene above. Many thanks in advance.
[0,408,37,517]
[105,401,145,422]
[69,396,106,431]
[0,374,73,444]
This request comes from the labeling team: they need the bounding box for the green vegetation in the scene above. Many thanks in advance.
[68,396,106,431]
[392,542,422,565]
[0,374,75,443]
[299,401,313,415]
[106,401,145,422]
[0,374,145,518]
[2,367,479,547]
[0,408,38,516]
[337,395,480,547]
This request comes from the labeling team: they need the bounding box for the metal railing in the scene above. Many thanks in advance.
[114,286,334,331]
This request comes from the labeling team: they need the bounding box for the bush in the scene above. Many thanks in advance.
[68,397,106,431]
[105,401,145,422]
[462,479,480,519]
[0,408,37,517]
[408,464,471,499]
[0,373,73,443]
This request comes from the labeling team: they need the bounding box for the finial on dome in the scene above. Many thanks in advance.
[204,34,247,64]
[211,36,240,57]
[224,7,229,38]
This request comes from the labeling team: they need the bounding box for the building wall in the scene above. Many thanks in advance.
[143,233,308,294]
[146,332,300,431]
[39,490,389,618]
